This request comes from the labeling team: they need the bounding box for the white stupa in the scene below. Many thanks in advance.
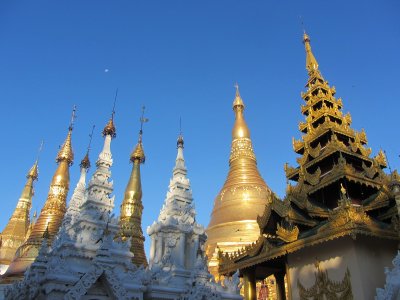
[146,133,242,300]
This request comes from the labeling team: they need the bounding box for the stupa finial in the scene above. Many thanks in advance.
[131,106,148,163]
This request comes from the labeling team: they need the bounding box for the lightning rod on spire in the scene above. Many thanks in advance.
[69,105,77,131]
[36,140,44,162]
[139,106,149,139]
[112,89,118,120]
[87,125,95,154]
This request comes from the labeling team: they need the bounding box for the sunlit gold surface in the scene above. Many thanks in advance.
[303,32,320,77]
[206,86,273,277]
[56,130,74,164]
[3,129,73,279]
[117,136,148,267]
[0,161,38,270]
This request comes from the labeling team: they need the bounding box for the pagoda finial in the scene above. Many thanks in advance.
[27,141,42,180]
[177,117,184,148]
[231,84,250,140]
[80,125,95,170]
[303,32,321,77]
[102,90,118,138]
[130,106,148,163]
[233,82,244,110]
[56,106,75,165]
[27,160,39,181]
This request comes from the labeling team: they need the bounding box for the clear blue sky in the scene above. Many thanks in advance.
[0,1,399,256]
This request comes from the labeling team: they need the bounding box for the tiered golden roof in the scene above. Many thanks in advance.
[3,125,74,279]
[0,160,38,273]
[218,33,399,276]
[205,85,273,278]
[116,130,148,267]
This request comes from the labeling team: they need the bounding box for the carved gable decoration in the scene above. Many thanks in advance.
[65,268,128,300]
[298,267,353,300]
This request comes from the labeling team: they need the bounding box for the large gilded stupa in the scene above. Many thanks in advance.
[205,86,274,278]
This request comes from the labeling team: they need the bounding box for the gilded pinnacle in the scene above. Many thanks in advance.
[303,32,320,76]
[131,136,145,164]
[27,160,39,181]
[232,83,245,110]
[231,85,250,140]
[56,129,74,165]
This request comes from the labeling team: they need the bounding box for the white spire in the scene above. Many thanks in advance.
[62,162,88,228]
[147,134,199,270]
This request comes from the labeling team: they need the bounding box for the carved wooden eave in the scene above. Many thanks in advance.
[301,96,342,116]
[257,196,284,230]
[362,187,392,211]
[257,205,273,231]
[276,223,299,243]
[294,156,378,190]
[302,122,358,146]
[288,205,318,227]
[306,164,383,195]
[305,200,330,218]
[257,195,317,233]
[286,146,375,182]
[218,202,399,275]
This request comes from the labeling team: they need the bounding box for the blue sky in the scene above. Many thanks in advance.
[0,1,399,256]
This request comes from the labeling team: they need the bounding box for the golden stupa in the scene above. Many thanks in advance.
[2,121,74,280]
[0,160,38,275]
[116,114,148,267]
[205,86,273,278]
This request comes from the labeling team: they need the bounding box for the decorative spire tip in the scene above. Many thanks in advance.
[130,106,148,163]
[177,117,184,148]
[232,82,244,110]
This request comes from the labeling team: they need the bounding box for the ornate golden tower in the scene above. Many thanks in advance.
[283,32,388,210]
[3,111,75,280]
[205,86,273,278]
[0,160,38,275]
[116,110,148,267]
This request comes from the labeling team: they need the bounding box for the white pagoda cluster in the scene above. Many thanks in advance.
[3,130,241,300]
[4,127,146,299]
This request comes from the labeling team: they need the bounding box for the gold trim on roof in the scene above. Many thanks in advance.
[276,223,299,243]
